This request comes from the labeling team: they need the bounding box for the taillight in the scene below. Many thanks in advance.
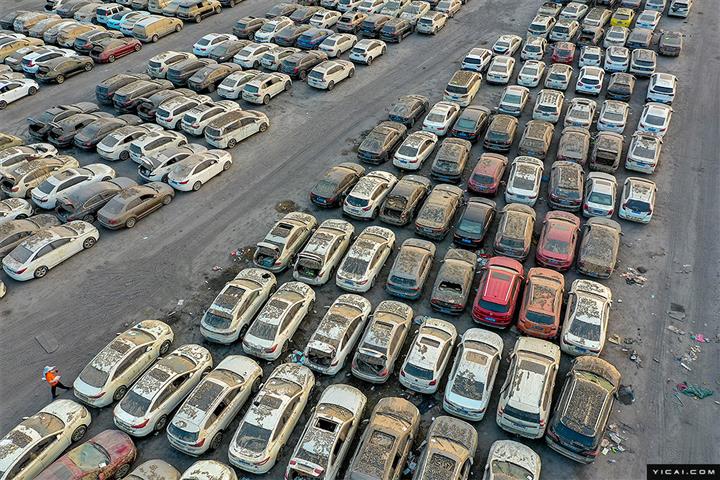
[89,391,106,399]
[256,456,270,465]
[547,429,559,441]
[379,368,388,377]
[193,438,206,447]
[179,180,189,185]
[400,369,405,377]
[289,459,297,466]
[15,267,27,274]
[293,67,299,73]
[428,379,437,386]
[132,418,149,429]
[11,186,19,192]
[266,344,277,353]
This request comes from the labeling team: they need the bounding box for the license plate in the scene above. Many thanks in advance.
[461,238,472,244]
[485,316,495,322]
[314,197,326,204]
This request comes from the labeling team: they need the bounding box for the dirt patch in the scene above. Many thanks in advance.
[275,200,299,213]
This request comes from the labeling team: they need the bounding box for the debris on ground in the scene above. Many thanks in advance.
[212,265,222,271]
[676,382,714,399]
[667,325,686,335]
[629,350,642,368]
[668,303,686,321]
[677,344,702,369]
[177,299,184,307]
[636,266,647,274]
[676,264,693,273]
[403,451,418,476]
[608,334,622,345]
[288,350,306,365]
[622,267,647,285]
[616,385,635,405]
[230,246,254,262]
[413,315,429,325]
[275,199,298,213]
[691,333,711,343]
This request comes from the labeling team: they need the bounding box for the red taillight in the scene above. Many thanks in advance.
[192,123,200,128]
[313,467,325,476]
[289,459,297,466]
[400,369,406,377]
[132,418,149,429]
[29,61,35,67]
[539,419,545,427]
[266,344,278,353]
[11,186,19,192]
[89,391,106,399]
[547,429,559,441]
[379,368,388,377]
[293,67,299,73]
[15,267,27,274]
[193,438,205,447]
[179,180,189,185]
[331,359,339,366]
[256,456,270,465]
[428,379,437,386]
[498,406,504,415]
[607,208,614,215]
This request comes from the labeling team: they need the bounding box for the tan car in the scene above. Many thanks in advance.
[57,24,103,48]
[517,120,554,160]
[493,203,536,260]
[0,156,79,198]
[176,0,222,22]
[97,182,175,229]
[414,183,463,240]
[577,217,621,278]
[132,15,183,43]
[0,38,44,62]
[346,397,420,480]
[0,133,23,150]
[187,62,241,92]
[13,12,58,35]
[413,416,477,479]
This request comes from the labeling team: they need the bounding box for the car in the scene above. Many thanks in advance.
[597,99,629,133]
[228,363,314,474]
[193,33,237,58]
[1,156,80,198]
[638,102,673,138]
[35,430,136,480]
[527,14,555,39]
[2,220,98,281]
[96,182,174,229]
[413,416,477,479]
[217,70,262,99]
[310,9,342,29]
[318,32,356,57]
[348,38,386,66]
[603,25,628,48]
[548,161,585,211]
[481,115,517,153]
[15,12,60,35]
[31,164,116,210]
[560,1,588,20]
[337,11,368,33]
[378,174,431,226]
[505,156,544,206]
[154,95,213,129]
[233,43,276,69]
[175,0,222,23]
[4,45,50,72]
[178,461,236,480]
[521,36,547,60]
[441,71,480,108]
[55,177,137,223]
[496,337,560,438]
[607,72,635,101]
[577,217,621,278]
[387,95,429,128]
[560,279,612,356]
[392,130,437,171]
[204,109,269,148]
[0,399,91,479]
[579,45,603,67]
[254,16,293,43]
[165,58,216,87]
[265,2,299,19]
[414,183,463,240]
[377,17,412,42]
[430,137,471,183]
[635,9,660,30]
[379,0,410,16]
[618,176,656,223]
[72,320,173,407]
[292,219,353,286]
[72,115,142,150]
[577,25,604,46]
[307,59,354,90]
[136,143,203,181]
[610,7,634,29]
[106,10,145,30]
[669,0,691,16]
[549,18,579,42]
[112,79,175,113]
[0,133,23,150]
[187,63,241,93]
[336,225,395,292]
[167,355,262,456]
[398,318,456,393]
[493,203,535,260]
[564,98,596,129]
[557,125,591,164]
[310,163,365,208]
[583,172,617,218]
[357,121,406,163]
[0,78,36,110]
[290,5,322,23]
[517,267,565,339]
[537,1,562,17]
[449,104,490,143]
[273,24,312,47]
[146,51,195,79]
[629,48,656,77]
[88,36,140,63]
[44,111,112,148]
[582,6,611,29]
[129,130,188,163]
[73,29,123,52]
[518,120,554,160]
[166,150,232,191]
[0,198,34,225]
[471,255,524,327]
[483,441,542,480]
[604,45,629,72]
[355,0,387,14]
[591,131,624,172]
[626,132,662,173]
[384,238,435,300]
[517,60,545,88]
[252,211,317,272]
[486,55,515,84]
[415,11,447,34]
[0,144,58,176]
[422,101,460,136]
[428,248,477,315]
[280,50,328,79]
[181,100,241,136]
[626,27,653,49]
[128,460,182,480]
[398,0,429,23]
[261,46,298,71]
[575,65,604,95]
[544,63,573,91]
[532,89,564,123]
[550,41,575,64]
[658,30,683,56]
[34,55,93,84]
[94,74,150,105]
[232,16,266,38]
[452,197,495,248]
[461,47,492,72]
[0,37,44,63]
[435,0,461,16]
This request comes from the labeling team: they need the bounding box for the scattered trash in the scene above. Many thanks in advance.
[668,303,686,321]
[678,264,693,273]
[629,350,642,368]
[602,447,610,455]
[622,268,647,285]
[177,299,184,307]
[636,266,647,274]
[680,362,692,372]
[673,392,685,407]
[212,265,222,271]
[676,382,714,400]
[608,459,617,464]
[667,325,686,335]
[608,334,622,345]
[403,452,418,475]
[616,385,635,405]
[617,299,623,303]
[289,350,306,365]
[413,315,429,325]
[608,432,623,444]
[691,333,710,343]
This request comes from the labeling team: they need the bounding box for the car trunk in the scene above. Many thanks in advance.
[296,255,322,279]
[354,350,387,375]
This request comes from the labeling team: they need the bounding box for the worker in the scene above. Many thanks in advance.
[43,366,71,399]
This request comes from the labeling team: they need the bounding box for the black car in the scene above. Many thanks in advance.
[430,138,471,183]
[35,56,94,84]
[449,105,490,142]
[274,24,313,47]
[658,30,682,57]
[379,18,413,43]
[265,2,299,19]
[310,162,366,207]
[356,120,407,164]
[112,79,175,113]
[74,30,123,53]
[136,89,192,121]
[0,214,60,259]
[606,72,635,101]
[279,50,327,79]
[453,197,496,248]
[289,5,321,23]
[360,14,392,38]
[388,94,429,127]
[0,11,28,30]
[56,0,93,18]
[56,177,138,222]
[378,174,431,226]
[47,112,114,148]
[337,11,367,33]
[27,102,99,139]
[72,115,142,150]
[95,73,151,105]
[233,16,267,38]
[166,58,216,86]
[208,39,250,62]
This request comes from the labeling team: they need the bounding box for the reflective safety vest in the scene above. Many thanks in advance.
[45,371,60,386]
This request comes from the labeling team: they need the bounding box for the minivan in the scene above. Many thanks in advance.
[96,4,125,24]
[132,15,183,42]
[443,70,481,107]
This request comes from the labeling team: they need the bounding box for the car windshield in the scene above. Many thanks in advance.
[404,362,433,380]
[247,319,279,341]
[203,311,232,329]
[644,113,665,126]
[345,195,368,207]
[10,245,34,264]
[527,310,555,325]
[78,364,110,388]
[503,93,522,105]
[459,218,485,235]
[603,109,624,122]
[632,142,655,159]
[491,460,534,479]
[625,199,651,212]
[36,179,56,195]
[426,113,446,123]
[397,144,419,156]
[235,422,273,453]
[119,390,152,417]
[312,179,337,196]
[450,366,484,399]
[341,256,370,275]
[455,118,477,130]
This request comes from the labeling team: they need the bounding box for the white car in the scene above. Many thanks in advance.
[336,226,395,293]
[625,132,662,174]
[205,110,269,148]
[604,46,629,72]
[436,0,461,17]
[486,55,515,84]
[443,329,503,421]
[399,0,430,23]
[560,279,612,356]
[241,73,291,104]
[229,363,315,474]
[532,88,565,123]
[342,170,397,220]
[200,268,277,344]
[505,156,544,206]
[583,172,617,218]
[0,400,91,480]
[22,48,76,75]
[560,1,588,20]
[30,164,116,209]
[0,198,33,224]
[242,281,315,361]
[146,51,195,78]
[318,33,357,58]
[527,14,555,38]
[286,385,366,480]
[348,38,386,65]
[492,34,522,56]
[337,0,364,11]
[549,18,579,42]
[638,102,672,137]
[303,294,371,375]
[217,71,262,99]
[422,100,460,135]
[167,150,232,192]
[618,176,656,223]
[579,45,603,67]
[293,219,353,285]
[635,9,661,30]
[193,33,237,57]
[461,47,492,72]
[307,59,355,90]
[380,0,410,17]
[564,97,596,128]
[137,143,207,182]
[233,43,279,68]
[260,47,298,71]
[1,156,79,199]
[399,317,457,394]
[309,9,342,28]
[646,72,677,104]
[517,59,545,87]
[603,26,628,48]
[597,99,630,133]
[0,78,39,109]
[253,211,317,272]
[179,461,236,480]
[155,96,212,129]
[520,36,547,60]
[575,65,604,95]
[254,16,293,43]
[73,320,174,407]
[392,130,437,170]
[113,344,213,437]
[129,130,187,163]
[483,441,542,480]
[497,85,530,116]
[0,143,57,176]
[96,123,162,161]
[2,220,97,281]
[167,355,263,455]
[356,0,387,13]
[544,63,572,90]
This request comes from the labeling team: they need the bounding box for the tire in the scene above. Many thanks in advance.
[299,70,307,80]
[29,86,38,95]
[327,81,334,91]
[114,463,131,479]
[207,83,215,92]
[215,6,221,13]
[251,376,262,393]
[174,24,182,32]
[281,341,289,353]
[119,150,130,161]
[262,94,270,105]
[0,101,6,110]
[125,217,137,228]
[82,237,96,249]
[71,425,87,442]
[228,0,235,5]
[84,63,93,71]
[381,46,386,54]
[152,34,159,42]
[195,15,201,22]
[366,56,372,65]
[81,214,94,223]
[227,138,237,148]
[209,431,223,450]
[259,122,268,132]
[113,385,127,402]
[34,266,49,279]
[134,43,141,52]
[159,339,171,355]
[222,161,231,171]
[192,181,202,191]
[56,75,65,84]
[348,68,354,78]
[284,81,291,91]
[154,415,167,432]
[162,195,172,205]
[16,214,27,220]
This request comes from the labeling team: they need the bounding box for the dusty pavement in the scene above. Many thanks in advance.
[0,0,719,477]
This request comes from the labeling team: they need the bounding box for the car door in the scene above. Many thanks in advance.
[112,345,151,388]
[45,237,72,268]
[4,82,22,103]
[139,192,162,217]
[282,302,303,341]
[193,160,212,182]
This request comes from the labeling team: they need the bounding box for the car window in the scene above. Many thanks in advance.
[0,232,28,248]
[112,346,147,381]
[34,244,54,259]
[50,238,71,250]
[280,303,302,332]
[126,198,143,210]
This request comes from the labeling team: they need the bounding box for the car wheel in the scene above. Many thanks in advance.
[34,266,49,278]
[108,55,115,63]
[0,101,6,110]
[214,6,221,13]
[327,80,334,90]
[114,463,131,479]
[152,34,159,42]
[251,376,262,393]
[113,385,127,402]
[259,122,268,132]
[284,81,291,91]
[348,68,355,78]
[262,94,270,104]
[366,56,373,65]
[207,83,216,92]
[16,214,28,220]
[195,15,202,22]
[82,237,97,249]
[56,75,65,84]
[81,214,94,223]
[125,217,137,228]
[381,46,386,54]
[119,150,131,161]
[29,86,38,95]
[281,341,289,353]
[84,63,93,71]
[71,425,87,442]
[159,339,171,355]
[229,0,235,5]
[222,161,231,171]
[154,414,167,432]
[175,24,182,32]
[162,195,172,205]
[210,431,223,450]
[227,138,237,148]
[192,181,202,191]
[252,60,259,68]
[134,43,141,52]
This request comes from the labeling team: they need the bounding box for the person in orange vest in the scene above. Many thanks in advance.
[43,366,71,399]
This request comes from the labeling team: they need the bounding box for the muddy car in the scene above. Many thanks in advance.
[112,79,174,113]
[309,162,365,208]
[414,183,463,240]
[517,267,565,339]
[166,57,217,86]
[577,217,621,278]
[128,460,180,480]
[55,177,137,222]
[96,181,174,229]
[0,198,31,223]
[95,73,150,104]
[467,153,507,196]
[1,156,79,199]
[232,16,267,38]
[518,120,554,160]
[607,72,635,101]
[557,126,591,164]
[400,318,457,394]
[387,94,429,127]
[351,300,412,383]
[303,294,371,375]
[188,62,241,92]
[449,104,491,142]
[548,161,584,211]
[47,112,113,148]
[0,144,58,175]
[483,114,518,152]
[0,215,60,259]
[560,279,612,356]
[346,397,420,480]
[357,120,407,164]
[253,211,317,272]
[483,440,541,480]
[135,88,192,121]
[535,210,580,272]
[378,174,431,226]
[336,225,395,292]
[292,219,353,286]
[453,197,496,248]
[385,238,436,300]
[493,203,536,260]
[430,248,476,315]
[430,137,472,183]
[413,416,477,480]
[546,356,621,463]
[72,115,142,150]
[590,131,624,173]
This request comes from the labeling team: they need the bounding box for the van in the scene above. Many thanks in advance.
[443,70,481,107]
[148,0,172,13]
[96,4,124,24]
[133,15,183,42]
[175,0,221,22]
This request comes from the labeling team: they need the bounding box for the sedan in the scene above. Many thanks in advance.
[505,156,544,206]
[415,184,463,240]
[453,197,496,248]
[97,182,174,229]
[517,60,545,88]
[309,162,365,207]
[483,441,542,480]
[638,102,673,137]
[167,150,232,191]
[536,210,580,270]
[486,55,515,84]
[422,100,460,136]
[520,36,546,60]
[35,55,94,84]
[0,198,34,224]
[635,10,661,30]
[597,99,629,133]
[498,85,530,116]
[193,33,237,57]
[89,37,141,63]
[318,32,357,57]
[400,318,457,394]
[577,217,621,278]
[492,34,522,56]
[392,130,437,170]
[561,279,612,356]
[0,78,38,110]
[604,46,629,72]
[583,172,617,218]
[253,211,317,272]
[575,65,604,95]
[96,123,162,161]
[564,98,596,128]
[336,226,395,292]
[579,45,603,67]
[31,164,116,210]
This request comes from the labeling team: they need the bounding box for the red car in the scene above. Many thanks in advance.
[467,153,508,195]
[471,256,524,327]
[551,41,576,64]
[536,210,580,271]
[90,38,142,63]
[36,429,137,480]
[517,267,564,339]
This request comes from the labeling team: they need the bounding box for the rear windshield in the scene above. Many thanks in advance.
[404,362,433,380]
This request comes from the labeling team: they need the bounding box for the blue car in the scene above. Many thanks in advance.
[106,11,147,31]
[296,28,334,49]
